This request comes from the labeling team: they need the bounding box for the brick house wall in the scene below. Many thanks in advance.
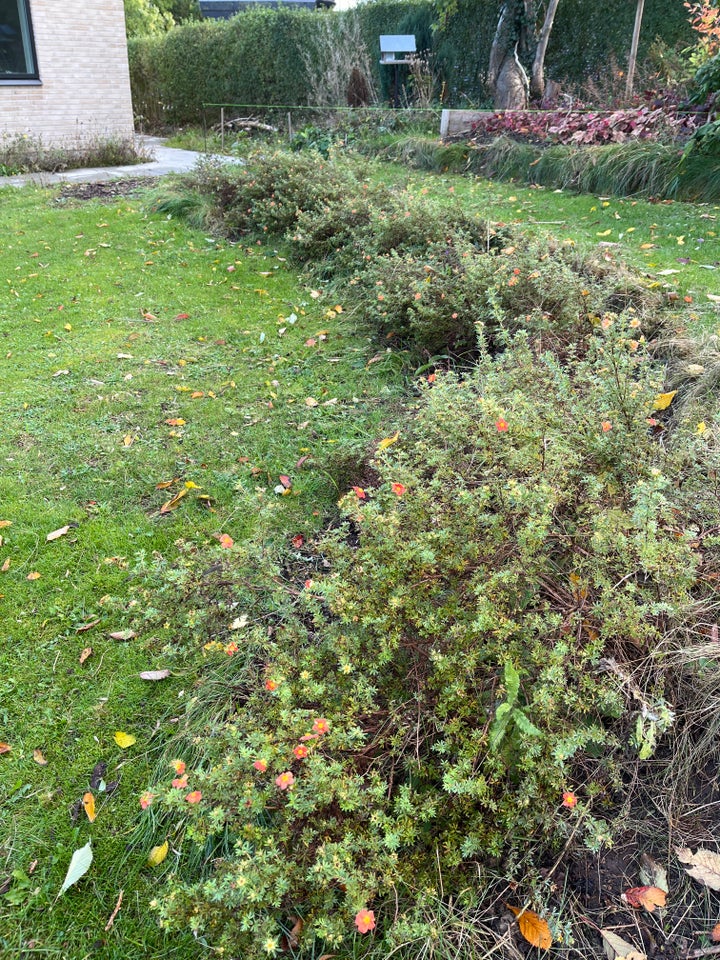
[1,0,134,146]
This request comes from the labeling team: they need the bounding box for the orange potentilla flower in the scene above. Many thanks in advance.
[293,744,309,759]
[304,579,314,589]
[275,771,295,790]
[601,421,612,432]
[495,418,509,432]
[391,482,406,496]
[172,775,188,789]
[170,759,186,776]
[351,486,367,500]
[185,790,203,804]
[225,641,239,656]
[355,909,376,934]
[139,791,155,810]
[253,759,267,772]
[265,679,278,691]
[312,718,330,735]
[562,791,578,809]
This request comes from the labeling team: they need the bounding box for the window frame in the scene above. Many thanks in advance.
[0,0,40,84]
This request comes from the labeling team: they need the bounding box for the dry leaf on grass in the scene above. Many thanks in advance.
[82,792,96,823]
[639,852,668,893]
[600,928,647,960]
[676,847,720,890]
[46,526,70,542]
[147,841,169,867]
[505,904,552,949]
[159,488,187,514]
[139,669,170,681]
[622,886,666,912]
[114,731,136,749]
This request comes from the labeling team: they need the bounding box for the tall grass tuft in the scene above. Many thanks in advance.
[370,133,720,202]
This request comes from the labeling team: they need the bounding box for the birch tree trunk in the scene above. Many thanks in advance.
[625,0,645,100]
[530,0,561,101]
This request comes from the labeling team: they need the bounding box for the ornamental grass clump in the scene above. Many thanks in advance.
[149,316,711,957]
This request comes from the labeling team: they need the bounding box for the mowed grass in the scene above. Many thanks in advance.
[0,182,403,957]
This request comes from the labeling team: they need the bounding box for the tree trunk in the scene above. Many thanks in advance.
[488,0,532,110]
[530,0,561,102]
[625,0,645,100]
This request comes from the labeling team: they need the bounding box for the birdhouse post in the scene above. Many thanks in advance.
[379,35,416,108]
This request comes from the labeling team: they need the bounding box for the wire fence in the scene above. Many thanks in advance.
[201,102,443,151]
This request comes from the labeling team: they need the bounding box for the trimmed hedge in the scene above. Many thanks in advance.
[128,0,694,125]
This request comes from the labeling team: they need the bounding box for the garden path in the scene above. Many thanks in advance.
[0,135,240,188]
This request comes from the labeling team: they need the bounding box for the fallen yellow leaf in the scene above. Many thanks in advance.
[114,731,136,749]
[653,391,677,411]
[160,488,187,514]
[147,840,169,868]
[33,749,48,765]
[377,431,400,451]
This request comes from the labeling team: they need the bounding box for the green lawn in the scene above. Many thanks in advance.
[0,158,718,957]
[0,182,402,957]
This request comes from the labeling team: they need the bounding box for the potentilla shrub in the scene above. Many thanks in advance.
[291,188,496,279]
[182,150,364,239]
[150,316,702,957]
[358,232,661,359]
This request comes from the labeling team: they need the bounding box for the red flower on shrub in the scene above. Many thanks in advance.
[391,482,406,496]
[172,775,188,789]
[265,679,278,691]
[495,418,509,432]
[562,791,578,809]
[275,771,295,790]
[312,718,329,735]
[293,745,309,760]
[355,909,376,933]
[253,759,267,772]
[186,790,203,804]
[601,421,612,432]
[352,486,367,499]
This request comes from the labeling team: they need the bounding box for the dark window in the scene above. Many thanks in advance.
[0,0,38,80]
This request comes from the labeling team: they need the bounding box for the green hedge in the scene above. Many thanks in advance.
[128,0,695,125]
